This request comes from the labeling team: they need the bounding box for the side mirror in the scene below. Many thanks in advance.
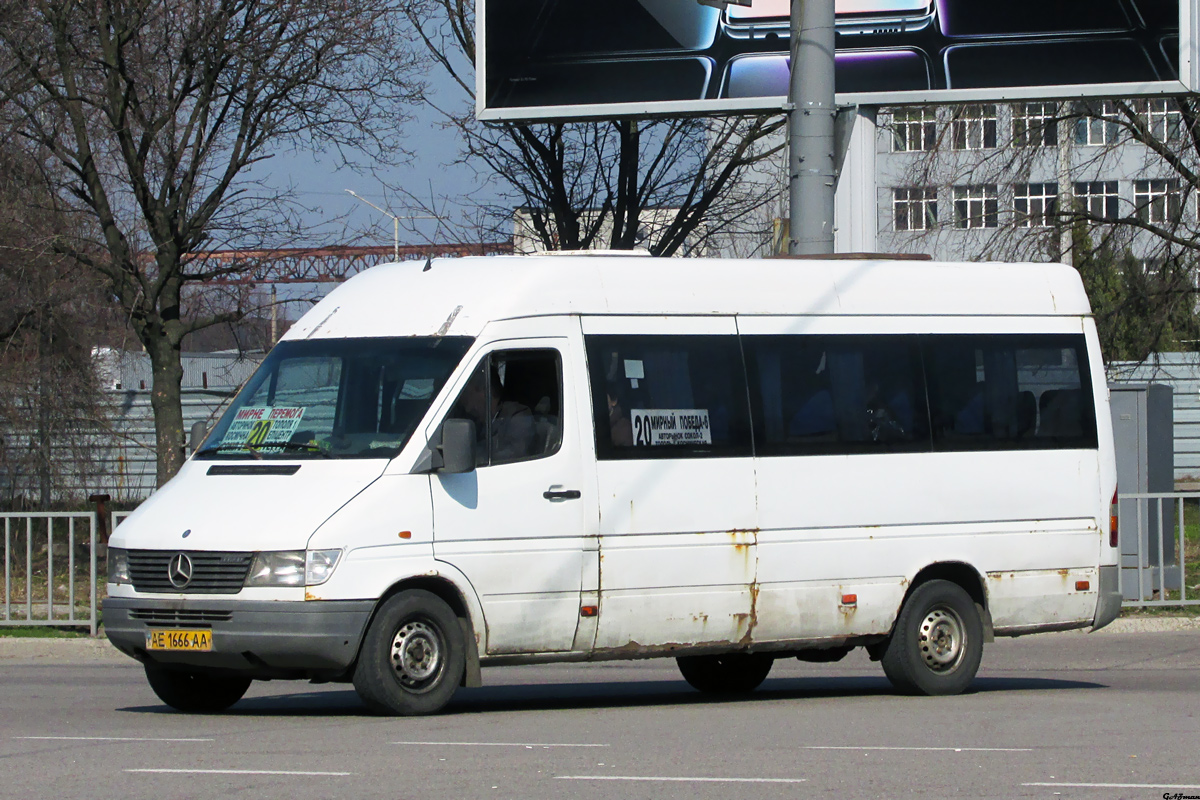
[189,421,209,455]
[438,418,477,474]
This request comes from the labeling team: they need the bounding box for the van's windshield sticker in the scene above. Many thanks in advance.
[220,406,306,451]
[630,409,711,446]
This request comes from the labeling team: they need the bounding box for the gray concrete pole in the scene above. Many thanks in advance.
[787,0,837,255]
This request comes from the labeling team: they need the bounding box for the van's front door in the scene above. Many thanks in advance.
[430,337,591,655]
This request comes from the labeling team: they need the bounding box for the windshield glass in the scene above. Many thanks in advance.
[197,337,473,460]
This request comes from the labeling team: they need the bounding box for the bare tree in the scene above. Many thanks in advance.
[0,135,112,508]
[403,0,786,256]
[0,0,424,485]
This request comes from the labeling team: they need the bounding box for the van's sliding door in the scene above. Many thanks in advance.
[582,317,759,653]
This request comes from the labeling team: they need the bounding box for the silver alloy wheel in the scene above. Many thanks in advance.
[389,620,443,690]
[918,606,966,673]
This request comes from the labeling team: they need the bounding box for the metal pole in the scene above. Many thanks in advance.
[345,190,401,263]
[1057,101,1073,266]
[788,0,837,255]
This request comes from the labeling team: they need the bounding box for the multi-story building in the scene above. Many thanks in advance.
[873,100,1192,264]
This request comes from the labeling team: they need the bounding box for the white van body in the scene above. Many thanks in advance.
[104,255,1120,714]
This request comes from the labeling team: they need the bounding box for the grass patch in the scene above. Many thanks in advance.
[0,626,90,638]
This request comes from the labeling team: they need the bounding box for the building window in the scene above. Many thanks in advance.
[1014,183,1058,227]
[1134,179,1181,223]
[1135,98,1183,141]
[893,188,938,231]
[953,185,998,229]
[1012,103,1059,147]
[1072,181,1120,221]
[1074,101,1119,146]
[891,107,938,152]
[951,105,998,150]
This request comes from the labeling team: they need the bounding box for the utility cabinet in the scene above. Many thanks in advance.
[1109,383,1175,600]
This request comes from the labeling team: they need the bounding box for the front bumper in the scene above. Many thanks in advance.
[103,597,375,680]
[1092,564,1122,632]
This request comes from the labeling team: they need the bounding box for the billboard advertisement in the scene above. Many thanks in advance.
[478,0,1189,121]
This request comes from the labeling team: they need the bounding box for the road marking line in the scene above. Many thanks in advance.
[127,769,351,777]
[557,776,807,784]
[16,736,214,743]
[394,741,609,748]
[805,746,1033,752]
[1025,783,1200,789]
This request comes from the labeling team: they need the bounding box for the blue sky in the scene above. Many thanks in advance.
[247,69,495,250]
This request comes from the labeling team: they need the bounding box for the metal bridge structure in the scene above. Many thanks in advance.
[190,242,513,285]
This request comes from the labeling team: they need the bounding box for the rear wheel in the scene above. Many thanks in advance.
[677,653,774,694]
[143,665,251,713]
[880,579,983,696]
[353,589,465,716]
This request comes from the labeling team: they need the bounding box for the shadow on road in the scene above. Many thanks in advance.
[115,674,1105,718]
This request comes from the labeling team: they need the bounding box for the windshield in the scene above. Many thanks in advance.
[197,337,473,460]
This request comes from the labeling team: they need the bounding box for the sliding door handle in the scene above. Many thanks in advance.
[543,488,582,501]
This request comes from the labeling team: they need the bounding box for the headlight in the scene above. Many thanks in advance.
[305,549,342,586]
[245,551,306,587]
[107,548,130,584]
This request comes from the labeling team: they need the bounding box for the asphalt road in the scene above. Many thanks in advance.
[1,627,1198,800]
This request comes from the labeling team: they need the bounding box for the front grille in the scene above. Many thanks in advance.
[128,550,253,594]
[128,608,234,624]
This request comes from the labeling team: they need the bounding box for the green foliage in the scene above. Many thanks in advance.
[1072,223,1200,361]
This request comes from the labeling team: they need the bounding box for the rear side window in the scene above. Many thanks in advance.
[586,335,752,460]
[924,335,1097,450]
[742,335,930,455]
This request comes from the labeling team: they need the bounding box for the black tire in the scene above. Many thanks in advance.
[880,579,983,696]
[353,589,465,716]
[677,653,774,694]
[143,665,251,713]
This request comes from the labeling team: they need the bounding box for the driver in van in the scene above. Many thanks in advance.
[458,366,536,462]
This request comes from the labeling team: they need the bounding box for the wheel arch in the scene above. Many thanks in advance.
[357,575,484,687]
[901,561,993,641]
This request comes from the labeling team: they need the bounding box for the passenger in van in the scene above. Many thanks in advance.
[607,386,634,446]
[458,367,536,462]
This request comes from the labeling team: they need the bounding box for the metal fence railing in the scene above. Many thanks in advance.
[1118,492,1200,607]
[1,512,99,635]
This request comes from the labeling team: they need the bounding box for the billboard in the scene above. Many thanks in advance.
[478,0,1191,121]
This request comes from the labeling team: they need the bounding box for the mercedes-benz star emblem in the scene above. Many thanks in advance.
[168,553,193,590]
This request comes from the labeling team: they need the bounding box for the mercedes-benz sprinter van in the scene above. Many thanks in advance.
[104,254,1120,715]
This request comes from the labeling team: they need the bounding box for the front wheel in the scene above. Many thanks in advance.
[143,665,251,713]
[353,589,465,716]
[677,653,774,694]
[880,579,983,696]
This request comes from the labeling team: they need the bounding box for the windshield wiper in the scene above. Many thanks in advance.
[196,443,263,459]
[274,442,332,458]
[196,442,331,459]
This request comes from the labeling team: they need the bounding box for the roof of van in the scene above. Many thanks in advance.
[283,255,1092,341]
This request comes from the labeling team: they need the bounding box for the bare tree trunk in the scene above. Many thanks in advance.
[148,343,185,487]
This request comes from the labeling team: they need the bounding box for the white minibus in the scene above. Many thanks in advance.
[104,255,1120,715]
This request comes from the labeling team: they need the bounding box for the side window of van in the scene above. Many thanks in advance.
[924,334,1097,450]
[586,335,752,460]
[447,349,563,467]
[743,335,929,455]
